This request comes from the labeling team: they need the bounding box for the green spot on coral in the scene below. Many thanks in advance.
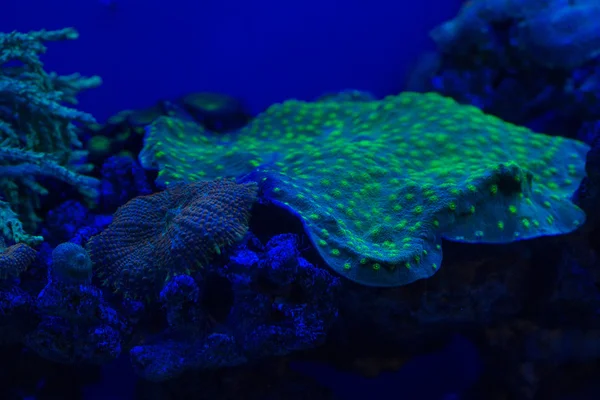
[395,220,408,230]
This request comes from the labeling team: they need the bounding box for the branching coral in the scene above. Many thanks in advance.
[0,27,101,239]
[0,199,41,245]
[139,91,589,287]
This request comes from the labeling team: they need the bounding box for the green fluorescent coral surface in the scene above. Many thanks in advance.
[140,92,590,287]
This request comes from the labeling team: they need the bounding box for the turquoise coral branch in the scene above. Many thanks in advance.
[0,200,41,245]
[0,145,99,198]
[0,27,102,240]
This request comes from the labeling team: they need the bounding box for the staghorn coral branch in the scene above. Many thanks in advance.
[0,27,102,236]
[0,145,99,198]
[0,200,42,245]
[0,28,79,68]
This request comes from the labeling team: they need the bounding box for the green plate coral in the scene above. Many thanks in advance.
[140,92,589,287]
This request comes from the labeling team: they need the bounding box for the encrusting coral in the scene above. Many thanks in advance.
[0,242,36,280]
[430,0,600,70]
[26,243,124,364]
[140,91,589,287]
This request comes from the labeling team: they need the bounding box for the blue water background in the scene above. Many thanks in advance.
[1,0,461,121]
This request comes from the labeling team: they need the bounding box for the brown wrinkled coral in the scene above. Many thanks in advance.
[87,179,258,300]
[0,243,37,279]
